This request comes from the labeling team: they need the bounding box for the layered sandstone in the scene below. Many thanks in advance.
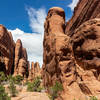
[61,19,100,100]
[42,4,100,100]
[65,0,100,36]
[0,25,14,74]
[13,39,28,77]
[17,58,28,78]
[42,7,70,87]
[0,25,29,77]
[14,39,22,75]
[28,62,41,81]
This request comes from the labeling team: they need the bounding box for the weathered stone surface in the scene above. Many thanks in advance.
[22,48,27,60]
[34,62,41,77]
[42,5,100,100]
[28,62,32,81]
[0,25,14,74]
[65,0,100,36]
[28,62,34,81]
[60,19,100,100]
[17,58,27,78]
[13,39,28,77]
[72,18,100,71]
[28,62,41,82]
[0,25,28,77]
[42,7,70,87]
[14,39,22,75]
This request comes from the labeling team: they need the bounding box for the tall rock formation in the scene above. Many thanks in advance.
[65,0,100,36]
[13,39,28,78]
[18,58,28,78]
[0,25,14,74]
[34,62,41,77]
[42,1,100,99]
[28,62,41,81]
[0,25,41,81]
[14,39,22,75]
[0,25,28,77]
[42,7,70,87]
[61,19,100,100]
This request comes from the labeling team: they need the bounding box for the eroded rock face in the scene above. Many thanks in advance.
[65,0,100,36]
[60,19,100,100]
[22,48,27,60]
[0,25,28,76]
[42,7,71,87]
[13,39,28,77]
[0,25,14,74]
[17,58,27,78]
[14,39,22,75]
[72,18,100,70]
[34,62,41,77]
[42,6,100,100]
[28,62,41,82]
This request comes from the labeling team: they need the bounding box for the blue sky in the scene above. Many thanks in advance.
[0,0,74,32]
[0,0,79,66]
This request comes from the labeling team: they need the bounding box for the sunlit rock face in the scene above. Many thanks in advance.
[14,39,22,76]
[42,7,73,88]
[0,25,28,77]
[42,4,100,100]
[64,19,100,100]
[28,62,41,82]
[65,0,100,36]
[13,39,28,78]
[18,58,28,78]
[72,19,100,70]
[0,25,14,74]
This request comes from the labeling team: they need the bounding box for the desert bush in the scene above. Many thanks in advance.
[14,75,23,85]
[36,86,44,92]
[90,96,98,100]
[7,74,15,82]
[49,81,63,100]
[27,77,41,92]
[0,72,7,84]
[8,80,17,97]
[7,75,23,85]
[27,82,33,92]
[0,85,11,100]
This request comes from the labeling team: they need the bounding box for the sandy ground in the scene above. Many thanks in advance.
[11,92,50,100]
[4,84,50,100]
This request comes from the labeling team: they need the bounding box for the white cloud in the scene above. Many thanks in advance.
[8,28,43,67]
[26,6,46,34]
[8,7,47,67]
[68,0,79,11]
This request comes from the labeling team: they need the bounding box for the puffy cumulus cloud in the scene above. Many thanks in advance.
[8,7,47,67]
[68,0,79,11]
[25,6,47,34]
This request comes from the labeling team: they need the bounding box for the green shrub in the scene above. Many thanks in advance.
[0,85,11,100]
[27,82,34,92]
[7,75,15,82]
[27,77,41,92]
[36,86,44,92]
[7,75,23,85]
[0,72,7,84]
[8,80,17,97]
[14,75,23,85]
[49,81,63,100]
[90,96,98,100]
[24,81,30,86]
